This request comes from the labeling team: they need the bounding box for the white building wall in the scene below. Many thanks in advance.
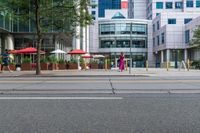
[128,0,146,19]
[89,21,99,53]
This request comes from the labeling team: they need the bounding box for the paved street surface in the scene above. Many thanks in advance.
[0,68,200,132]
[0,94,200,133]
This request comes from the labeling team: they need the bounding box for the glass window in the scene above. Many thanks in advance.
[100,24,115,35]
[196,0,200,7]
[184,18,192,24]
[92,11,96,15]
[166,2,173,9]
[161,33,165,44]
[157,21,160,30]
[153,38,155,46]
[116,40,130,48]
[168,19,176,24]
[156,2,163,9]
[132,38,147,48]
[186,0,193,7]
[153,24,155,32]
[185,30,190,43]
[157,36,160,45]
[132,24,147,35]
[156,13,160,16]
[116,23,130,34]
[175,2,183,9]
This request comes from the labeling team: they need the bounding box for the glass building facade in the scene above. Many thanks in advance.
[99,22,148,67]
[98,0,121,17]
[0,0,72,54]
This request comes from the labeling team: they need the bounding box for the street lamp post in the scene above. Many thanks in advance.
[129,22,132,74]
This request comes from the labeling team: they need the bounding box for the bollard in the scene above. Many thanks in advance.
[146,60,148,71]
[187,59,190,71]
[105,59,107,71]
[84,61,87,70]
[166,61,169,71]
[125,59,128,71]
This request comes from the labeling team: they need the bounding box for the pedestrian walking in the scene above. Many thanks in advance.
[1,49,13,72]
[119,52,125,72]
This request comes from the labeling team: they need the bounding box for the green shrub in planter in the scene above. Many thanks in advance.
[70,58,77,63]
[58,59,65,64]
[48,56,58,64]
[191,60,200,69]
[40,58,49,63]
[22,57,31,63]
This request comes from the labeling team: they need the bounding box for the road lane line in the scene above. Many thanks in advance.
[0,80,200,83]
[0,97,123,100]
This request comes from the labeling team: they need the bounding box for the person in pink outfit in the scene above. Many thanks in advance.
[119,52,125,72]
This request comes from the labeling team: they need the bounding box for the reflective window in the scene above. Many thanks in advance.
[184,18,192,24]
[132,24,147,35]
[196,0,200,7]
[132,38,146,48]
[100,24,115,35]
[185,30,190,43]
[156,2,163,9]
[157,35,160,45]
[157,21,160,30]
[116,40,130,48]
[166,2,173,9]
[175,2,183,9]
[186,0,193,7]
[161,33,165,44]
[168,19,176,24]
[115,23,130,34]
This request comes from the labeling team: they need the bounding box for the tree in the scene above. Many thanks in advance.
[190,25,200,48]
[0,0,92,75]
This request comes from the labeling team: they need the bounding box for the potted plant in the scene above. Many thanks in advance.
[21,57,32,71]
[8,62,16,71]
[90,60,98,69]
[40,57,49,70]
[48,56,58,70]
[68,58,78,69]
[58,59,66,70]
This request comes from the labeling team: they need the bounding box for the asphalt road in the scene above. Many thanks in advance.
[0,76,200,94]
[0,94,200,133]
[0,76,200,133]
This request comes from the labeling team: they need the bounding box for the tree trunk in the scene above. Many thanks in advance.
[35,0,41,75]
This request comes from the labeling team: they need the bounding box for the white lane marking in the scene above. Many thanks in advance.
[0,97,123,100]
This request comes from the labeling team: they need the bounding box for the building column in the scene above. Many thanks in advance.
[166,49,170,62]
[82,26,86,52]
[86,26,89,53]
[75,26,80,49]
[5,34,14,50]
[161,50,164,63]
[184,49,188,62]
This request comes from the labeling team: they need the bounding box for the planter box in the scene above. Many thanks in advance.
[41,63,49,70]
[68,63,78,69]
[21,63,32,71]
[49,63,58,70]
[4,64,16,71]
[90,64,98,69]
[58,64,66,70]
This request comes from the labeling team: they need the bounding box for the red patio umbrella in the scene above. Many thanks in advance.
[81,53,93,58]
[68,49,86,55]
[8,50,19,54]
[17,47,45,54]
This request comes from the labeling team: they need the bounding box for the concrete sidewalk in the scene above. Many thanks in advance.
[0,68,200,77]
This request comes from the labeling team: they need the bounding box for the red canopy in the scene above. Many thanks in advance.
[12,47,45,54]
[68,49,86,55]
[81,53,93,58]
